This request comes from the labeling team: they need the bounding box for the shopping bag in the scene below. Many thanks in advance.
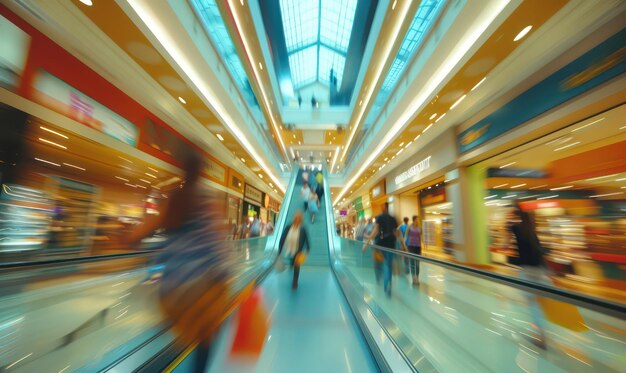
[229,289,270,358]
[274,257,286,272]
[295,252,307,266]
[536,296,588,332]
[373,249,384,263]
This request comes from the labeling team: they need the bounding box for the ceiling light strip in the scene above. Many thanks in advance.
[226,1,290,163]
[340,0,414,163]
[334,1,511,205]
[126,0,285,193]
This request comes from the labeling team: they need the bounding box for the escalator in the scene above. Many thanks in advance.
[1,166,624,372]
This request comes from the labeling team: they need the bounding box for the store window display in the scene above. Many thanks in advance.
[418,182,454,259]
[470,104,626,299]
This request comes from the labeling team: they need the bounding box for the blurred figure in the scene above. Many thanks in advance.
[308,191,319,224]
[363,203,406,297]
[355,218,366,241]
[364,218,375,241]
[399,217,410,273]
[264,220,274,236]
[301,181,311,211]
[406,216,422,285]
[126,149,230,373]
[315,175,324,202]
[511,204,548,349]
[249,215,261,238]
[278,212,310,289]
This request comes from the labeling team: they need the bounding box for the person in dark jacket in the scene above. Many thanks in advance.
[510,204,548,349]
[278,212,310,289]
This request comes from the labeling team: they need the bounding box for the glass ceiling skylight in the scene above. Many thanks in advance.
[191,0,257,108]
[279,0,357,91]
[364,0,445,128]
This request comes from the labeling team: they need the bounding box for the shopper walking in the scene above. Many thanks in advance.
[125,149,232,373]
[406,216,422,285]
[278,212,310,289]
[308,192,319,224]
[511,204,548,349]
[301,182,311,211]
[355,218,367,241]
[363,203,406,297]
[399,216,410,273]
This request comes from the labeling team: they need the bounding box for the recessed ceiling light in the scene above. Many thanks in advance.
[554,141,580,151]
[145,172,157,178]
[115,176,129,182]
[435,113,446,122]
[40,126,68,139]
[216,133,224,141]
[514,25,532,41]
[399,142,404,147]
[529,184,547,190]
[499,162,516,169]
[511,183,526,189]
[471,77,486,91]
[429,113,437,120]
[79,0,93,5]
[494,183,508,188]
[63,163,85,171]
[241,158,246,163]
[392,0,397,10]
[38,138,67,149]
[423,123,433,133]
[589,192,623,198]
[450,94,466,110]
[258,174,263,179]
[571,117,604,132]
[550,185,573,191]
[258,62,263,70]
[35,157,60,167]
[178,96,186,104]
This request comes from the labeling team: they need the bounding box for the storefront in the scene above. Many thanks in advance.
[243,183,263,223]
[227,169,245,229]
[385,129,458,259]
[466,105,626,281]
[267,197,280,225]
[369,179,387,217]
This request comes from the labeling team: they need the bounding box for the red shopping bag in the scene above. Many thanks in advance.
[229,288,270,358]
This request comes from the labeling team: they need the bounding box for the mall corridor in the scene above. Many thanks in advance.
[0,0,625,372]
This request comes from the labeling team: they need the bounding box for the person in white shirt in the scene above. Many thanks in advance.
[301,182,311,211]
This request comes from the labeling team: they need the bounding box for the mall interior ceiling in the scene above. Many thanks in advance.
[4,0,625,207]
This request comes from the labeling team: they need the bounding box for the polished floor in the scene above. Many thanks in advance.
[342,252,626,373]
[193,268,379,373]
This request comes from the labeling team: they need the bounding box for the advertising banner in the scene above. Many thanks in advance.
[32,70,138,146]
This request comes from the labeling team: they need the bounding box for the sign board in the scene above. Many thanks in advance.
[386,130,456,194]
[0,15,30,90]
[487,167,547,178]
[244,184,263,205]
[205,158,226,183]
[32,70,138,146]
[458,29,626,153]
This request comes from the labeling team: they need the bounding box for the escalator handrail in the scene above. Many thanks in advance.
[265,167,300,252]
[346,237,626,318]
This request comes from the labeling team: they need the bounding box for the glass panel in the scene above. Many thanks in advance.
[318,46,346,87]
[320,0,357,53]
[279,0,319,52]
[287,45,318,89]
[335,237,626,372]
[470,104,626,302]
[190,0,257,107]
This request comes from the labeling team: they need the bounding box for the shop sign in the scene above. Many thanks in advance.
[458,29,626,153]
[370,180,386,200]
[0,15,30,90]
[205,158,226,183]
[268,198,280,211]
[32,70,138,146]
[387,130,456,194]
[394,156,431,185]
[487,167,547,178]
[244,184,262,205]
